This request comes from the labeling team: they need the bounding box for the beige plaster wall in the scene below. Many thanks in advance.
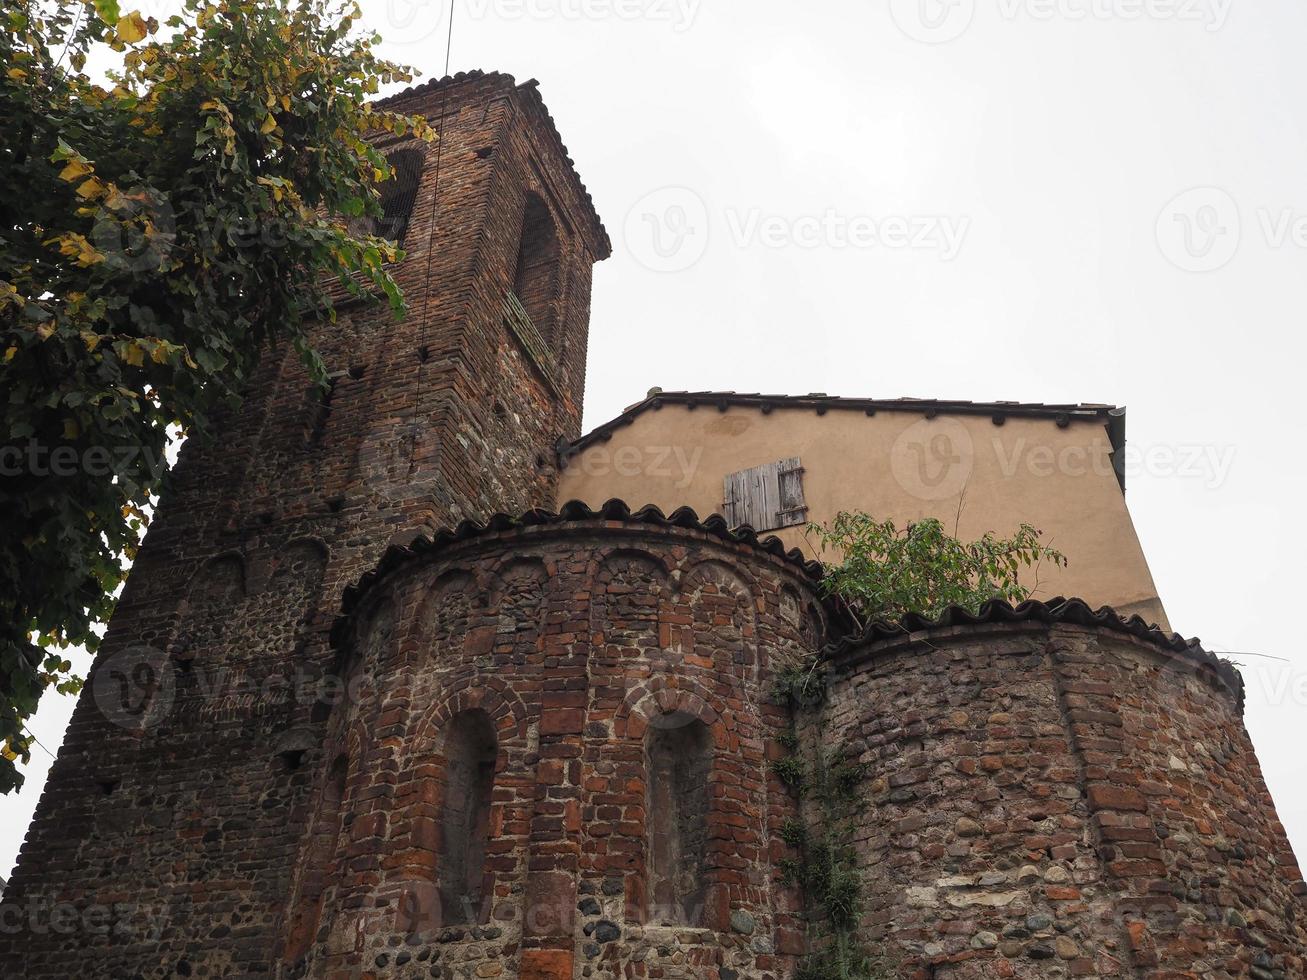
[556,406,1169,629]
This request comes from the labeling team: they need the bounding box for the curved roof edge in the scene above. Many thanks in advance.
[824,596,1243,709]
[330,498,825,646]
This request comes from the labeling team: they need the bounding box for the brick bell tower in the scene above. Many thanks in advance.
[0,71,610,978]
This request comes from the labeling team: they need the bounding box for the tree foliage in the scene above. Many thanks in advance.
[808,512,1067,628]
[0,0,432,791]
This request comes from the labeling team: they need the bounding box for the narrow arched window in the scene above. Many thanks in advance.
[512,193,561,341]
[374,148,425,247]
[439,709,498,925]
[646,716,712,926]
[284,752,349,963]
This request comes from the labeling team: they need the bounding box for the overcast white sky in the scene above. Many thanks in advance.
[6,0,1307,883]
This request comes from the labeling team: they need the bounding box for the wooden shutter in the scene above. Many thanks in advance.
[776,457,808,527]
[722,457,806,532]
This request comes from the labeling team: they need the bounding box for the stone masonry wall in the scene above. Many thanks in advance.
[816,620,1307,979]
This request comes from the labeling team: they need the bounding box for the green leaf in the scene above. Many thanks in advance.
[93,0,121,24]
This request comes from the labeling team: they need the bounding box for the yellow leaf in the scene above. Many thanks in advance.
[59,160,93,182]
[261,114,278,135]
[8,68,27,81]
[51,233,105,267]
[1,743,16,762]
[150,342,170,365]
[36,322,55,341]
[116,12,148,44]
[123,343,145,367]
[64,418,79,439]
[76,177,108,201]
[81,332,101,352]
[4,347,16,363]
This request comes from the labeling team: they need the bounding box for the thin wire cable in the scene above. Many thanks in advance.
[52,0,88,77]
[406,2,456,477]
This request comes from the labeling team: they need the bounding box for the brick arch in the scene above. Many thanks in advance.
[410,673,529,755]
[488,558,549,638]
[674,558,760,672]
[412,569,479,658]
[614,676,727,742]
[281,726,366,967]
[184,551,247,602]
[381,677,530,936]
[615,677,743,930]
[591,549,671,658]
[171,552,249,660]
[589,546,675,581]
[677,554,759,596]
[778,583,824,655]
[354,595,399,668]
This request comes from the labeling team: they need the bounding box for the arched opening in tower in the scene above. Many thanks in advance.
[645,715,712,926]
[438,709,498,926]
[513,192,561,344]
[375,147,426,248]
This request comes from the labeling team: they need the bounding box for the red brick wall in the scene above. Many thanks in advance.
[819,621,1307,979]
[0,71,608,978]
[297,518,823,979]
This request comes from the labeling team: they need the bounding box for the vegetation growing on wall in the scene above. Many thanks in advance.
[773,664,896,980]
[807,511,1066,628]
[774,513,1067,976]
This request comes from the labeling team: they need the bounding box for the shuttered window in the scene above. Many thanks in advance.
[722,457,808,532]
